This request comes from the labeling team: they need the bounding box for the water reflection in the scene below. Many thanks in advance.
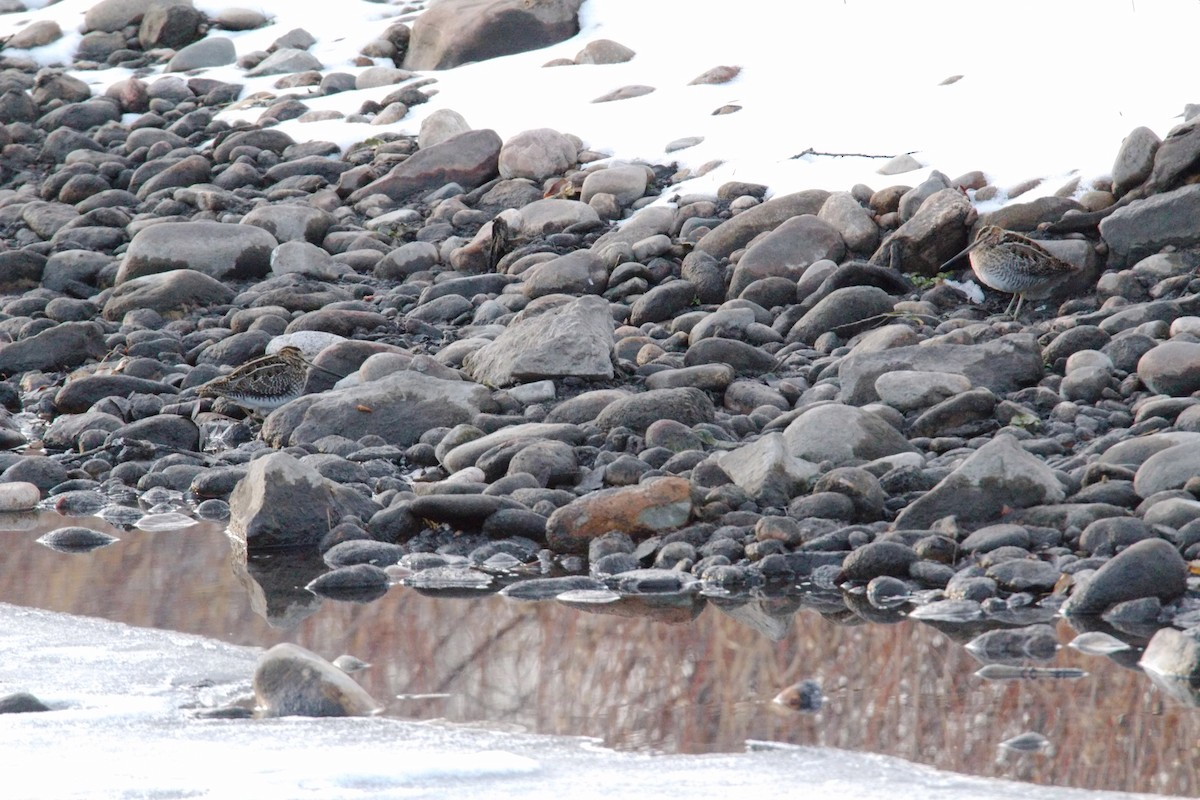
[0,510,1196,796]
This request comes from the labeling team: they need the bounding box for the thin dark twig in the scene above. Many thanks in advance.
[790,147,918,160]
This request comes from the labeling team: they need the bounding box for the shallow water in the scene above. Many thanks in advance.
[0,509,1196,796]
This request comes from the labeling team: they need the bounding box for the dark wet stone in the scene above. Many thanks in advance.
[1063,538,1188,616]
[0,321,107,376]
[299,453,370,485]
[966,623,1059,663]
[912,534,957,563]
[695,190,830,260]
[865,575,909,607]
[985,559,1060,593]
[629,280,698,326]
[54,375,179,415]
[945,574,998,602]
[103,270,236,321]
[0,457,70,493]
[1078,517,1155,557]
[909,388,997,439]
[363,502,418,543]
[588,530,636,562]
[404,0,581,69]
[592,552,641,576]
[729,214,845,298]
[51,490,107,516]
[306,564,390,601]
[893,435,1065,530]
[1103,596,1163,625]
[349,129,502,204]
[682,337,778,376]
[0,250,46,292]
[594,387,714,432]
[811,467,885,522]
[254,643,381,717]
[908,560,954,588]
[264,372,492,449]
[699,563,759,593]
[407,494,524,530]
[463,295,614,386]
[960,524,1031,553]
[0,692,50,714]
[838,334,1043,406]
[836,541,918,584]
[783,403,916,465]
[786,285,895,344]
[105,415,199,452]
[869,187,972,276]
[37,526,119,552]
[322,540,407,568]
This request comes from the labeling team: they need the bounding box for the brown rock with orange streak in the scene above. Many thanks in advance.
[546,476,693,555]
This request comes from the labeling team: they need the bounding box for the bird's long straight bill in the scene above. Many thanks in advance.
[303,359,345,380]
[942,237,983,270]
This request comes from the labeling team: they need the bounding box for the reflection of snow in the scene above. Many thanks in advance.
[0,604,1164,799]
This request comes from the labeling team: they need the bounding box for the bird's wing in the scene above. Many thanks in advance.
[1006,240,1078,272]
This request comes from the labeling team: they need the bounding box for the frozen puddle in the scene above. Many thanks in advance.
[0,603,1173,800]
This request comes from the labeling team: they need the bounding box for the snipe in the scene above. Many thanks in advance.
[946,225,1080,318]
[196,346,340,415]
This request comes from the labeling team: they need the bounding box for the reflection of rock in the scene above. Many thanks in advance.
[36,526,118,553]
[964,624,1059,665]
[709,598,794,641]
[556,587,705,624]
[1062,616,1148,671]
[0,510,42,531]
[1142,671,1200,707]
[254,643,382,717]
[842,591,908,625]
[229,546,327,628]
[772,679,823,713]
[499,575,603,601]
[333,654,371,674]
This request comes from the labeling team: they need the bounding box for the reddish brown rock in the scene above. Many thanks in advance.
[546,476,693,554]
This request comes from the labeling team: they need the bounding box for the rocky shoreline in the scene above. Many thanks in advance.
[3,0,1200,686]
